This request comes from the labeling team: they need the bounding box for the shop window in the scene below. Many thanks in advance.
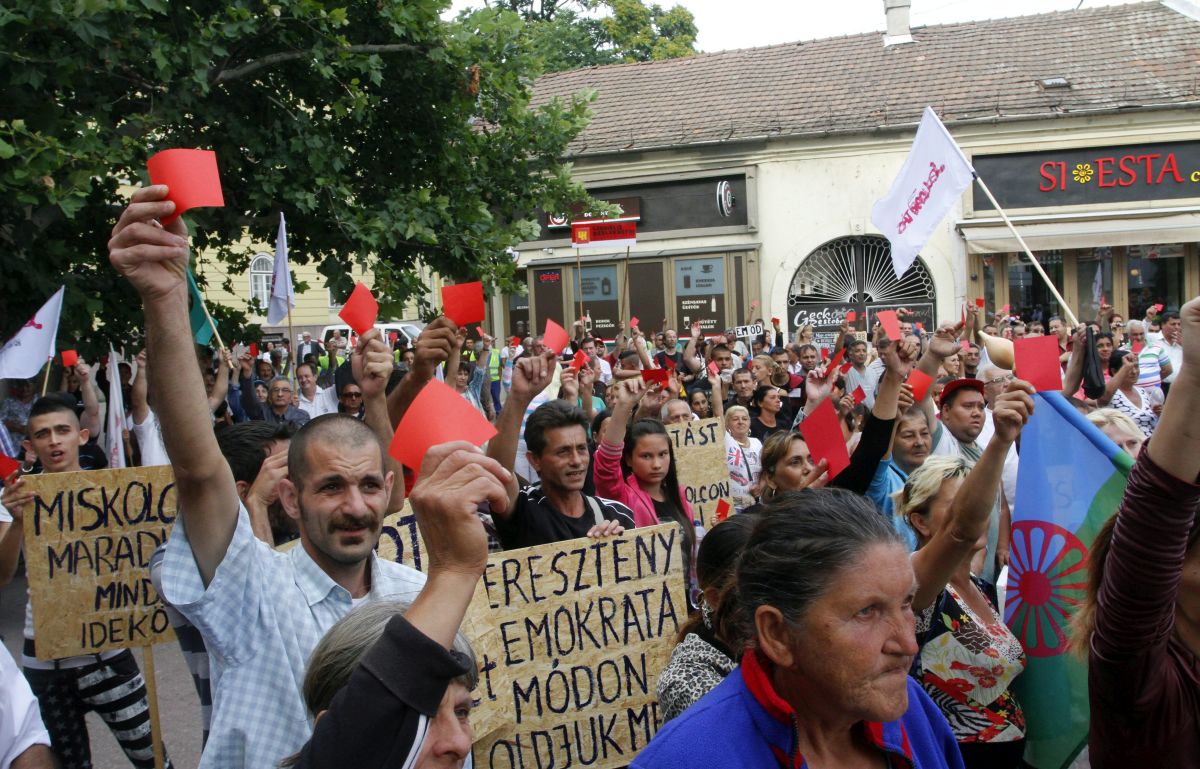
[1127,244,1186,318]
[1075,247,1113,321]
[1007,251,1063,323]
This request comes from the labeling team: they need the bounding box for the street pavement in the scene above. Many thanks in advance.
[2,571,204,769]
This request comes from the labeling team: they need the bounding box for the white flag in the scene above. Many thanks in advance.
[0,286,64,379]
[871,107,975,279]
[267,212,294,325]
[105,348,126,469]
[1092,262,1104,309]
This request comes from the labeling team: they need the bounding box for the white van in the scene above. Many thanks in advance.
[319,321,425,350]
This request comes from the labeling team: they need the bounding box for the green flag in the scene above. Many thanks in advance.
[187,270,215,346]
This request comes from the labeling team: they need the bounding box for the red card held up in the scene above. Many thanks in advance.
[339,282,378,335]
[390,379,498,471]
[851,386,866,405]
[798,398,850,480]
[828,346,846,371]
[570,350,589,371]
[543,319,570,355]
[975,297,986,308]
[510,336,521,347]
[476,326,485,337]
[440,281,485,327]
[715,498,732,523]
[845,310,857,323]
[248,343,259,357]
[662,355,677,371]
[641,369,669,387]
[907,369,933,402]
[1014,335,1064,392]
[839,361,853,375]
[388,331,400,344]
[147,149,225,226]
[821,347,830,361]
[61,350,78,367]
[1131,340,1144,354]
[0,454,20,481]
[877,310,901,341]
[707,361,719,376]
[629,316,640,328]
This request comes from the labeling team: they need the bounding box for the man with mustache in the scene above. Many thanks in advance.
[107,186,426,769]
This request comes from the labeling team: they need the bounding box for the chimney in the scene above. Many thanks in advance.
[883,0,914,46]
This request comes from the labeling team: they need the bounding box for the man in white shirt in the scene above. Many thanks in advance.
[295,361,336,417]
[0,643,53,769]
[109,185,436,769]
[1148,311,1184,387]
[580,336,613,385]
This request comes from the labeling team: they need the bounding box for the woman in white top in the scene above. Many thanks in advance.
[723,405,761,512]
[1099,353,1161,438]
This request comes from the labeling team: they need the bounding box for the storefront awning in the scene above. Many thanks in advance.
[957,206,1200,254]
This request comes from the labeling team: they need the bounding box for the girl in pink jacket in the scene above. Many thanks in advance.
[594,379,699,603]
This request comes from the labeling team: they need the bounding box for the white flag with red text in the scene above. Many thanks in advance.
[871,107,974,279]
[267,212,294,325]
[0,286,64,379]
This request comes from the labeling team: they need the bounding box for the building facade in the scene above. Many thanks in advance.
[507,1,1200,345]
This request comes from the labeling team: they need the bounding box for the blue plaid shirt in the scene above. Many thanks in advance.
[160,504,426,769]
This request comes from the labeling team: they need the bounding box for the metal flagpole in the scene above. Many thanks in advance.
[973,176,1079,328]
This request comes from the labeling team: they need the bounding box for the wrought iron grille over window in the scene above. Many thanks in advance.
[788,236,934,306]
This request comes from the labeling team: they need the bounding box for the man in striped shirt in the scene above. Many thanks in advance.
[1127,320,1173,388]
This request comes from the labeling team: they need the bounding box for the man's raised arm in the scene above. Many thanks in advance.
[107,185,238,585]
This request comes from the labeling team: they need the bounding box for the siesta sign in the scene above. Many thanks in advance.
[973,141,1200,210]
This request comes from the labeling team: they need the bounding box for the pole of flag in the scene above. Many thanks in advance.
[287,307,296,384]
[621,245,631,328]
[973,177,1080,328]
[202,303,227,352]
[39,357,52,396]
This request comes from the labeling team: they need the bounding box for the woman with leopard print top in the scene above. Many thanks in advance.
[657,515,756,722]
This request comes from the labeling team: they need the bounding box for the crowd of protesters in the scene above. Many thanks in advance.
[0,183,1195,769]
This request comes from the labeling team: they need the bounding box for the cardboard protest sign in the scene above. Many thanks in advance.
[664,417,734,530]
[22,467,177,659]
[464,524,685,769]
[375,500,427,572]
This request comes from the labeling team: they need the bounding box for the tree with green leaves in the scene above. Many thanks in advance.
[493,0,698,72]
[0,0,596,355]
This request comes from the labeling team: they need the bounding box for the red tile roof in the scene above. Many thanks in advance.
[531,2,1200,157]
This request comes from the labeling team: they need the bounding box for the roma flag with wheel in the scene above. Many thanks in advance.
[1005,391,1132,769]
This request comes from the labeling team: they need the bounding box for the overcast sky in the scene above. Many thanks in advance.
[448,0,1152,51]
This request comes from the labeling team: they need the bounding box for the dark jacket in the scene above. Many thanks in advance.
[296,616,471,769]
[1088,450,1200,769]
[239,376,311,429]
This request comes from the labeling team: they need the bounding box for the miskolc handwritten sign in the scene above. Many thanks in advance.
[22,467,177,659]
[464,524,685,769]
[665,418,734,529]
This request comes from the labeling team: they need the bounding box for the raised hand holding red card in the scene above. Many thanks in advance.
[61,350,78,368]
[876,310,901,341]
[147,149,224,225]
[543,319,570,355]
[906,369,933,402]
[339,282,379,335]
[390,380,497,471]
[798,398,850,480]
[1014,336,1064,392]
[440,281,485,327]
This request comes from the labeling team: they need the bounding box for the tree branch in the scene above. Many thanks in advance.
[211,43,423,85]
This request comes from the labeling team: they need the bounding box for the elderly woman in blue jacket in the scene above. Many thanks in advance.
[632,488,964,769]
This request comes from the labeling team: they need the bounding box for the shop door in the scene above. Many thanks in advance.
[787,236,936,350]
